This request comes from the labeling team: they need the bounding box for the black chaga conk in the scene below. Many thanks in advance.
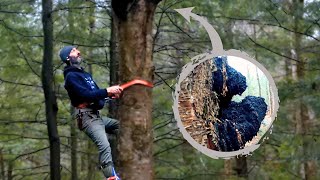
[211,56,268,151]
[212,56,247,108]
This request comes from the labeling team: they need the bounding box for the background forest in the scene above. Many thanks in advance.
[0,0,319,179]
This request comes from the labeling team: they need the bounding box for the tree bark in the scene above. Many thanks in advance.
[292,0,317,179]
[41,0,60,179]
[86,2,97,179]
[109,10,120,118]
[0,149,4,180]
[67,1,78,179]
[70,107,78,180]
[234,156,248,178]
[7,162,13,180]
[112,0,159,179]
[108,10,121,168]
[224,159,233,177]
[86,141,95,180]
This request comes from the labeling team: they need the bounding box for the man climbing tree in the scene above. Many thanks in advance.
[59,46,122,180]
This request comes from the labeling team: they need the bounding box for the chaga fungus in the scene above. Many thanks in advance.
[178,56,268,152]
[211,56,268,151]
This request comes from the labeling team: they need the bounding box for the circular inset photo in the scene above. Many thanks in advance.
[174,54,278,156]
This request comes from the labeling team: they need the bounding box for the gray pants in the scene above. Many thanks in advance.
[78,109,119,167]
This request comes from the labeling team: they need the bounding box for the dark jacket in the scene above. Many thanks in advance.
[63,66,108,110]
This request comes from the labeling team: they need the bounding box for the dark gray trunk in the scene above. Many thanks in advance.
[41,0,60,179]
[109,11,120,118]
[7,162,13,180]
[235,156,248,178]
[70,107,78,180]
[86,141,95,180]
[108,11,121,167]
[0,149,4,180]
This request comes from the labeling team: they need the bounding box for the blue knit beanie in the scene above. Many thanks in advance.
[59,46,75,62]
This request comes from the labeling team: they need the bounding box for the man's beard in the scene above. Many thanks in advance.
[69,56,82,65]
[70,56,88,69]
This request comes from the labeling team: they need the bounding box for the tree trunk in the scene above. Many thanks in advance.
[70,107,78,180]
[7,162,13,180]
[235,156,248,178]
[41,0,60,179]
[224,159,233,177]
[112,0,160,179]
[67,1,78,179]
[0,149,4,180]
[109,10,120,118]
[85,2,97,179]
[292,0,317,179]
[86,141,96,180]
[108,10,121,168]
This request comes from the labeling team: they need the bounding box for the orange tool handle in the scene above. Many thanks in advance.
[120,79,153,90]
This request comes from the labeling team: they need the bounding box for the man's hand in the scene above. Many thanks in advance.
[106,85,123,99]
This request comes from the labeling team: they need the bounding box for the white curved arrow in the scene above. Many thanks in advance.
[175,7,223,53]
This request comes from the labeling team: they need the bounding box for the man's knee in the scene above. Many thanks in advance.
[103,117,120,133]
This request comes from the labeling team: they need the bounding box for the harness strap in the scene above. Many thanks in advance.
[75,107,99,115]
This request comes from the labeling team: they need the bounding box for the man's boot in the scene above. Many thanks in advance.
[102,162,120,180]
